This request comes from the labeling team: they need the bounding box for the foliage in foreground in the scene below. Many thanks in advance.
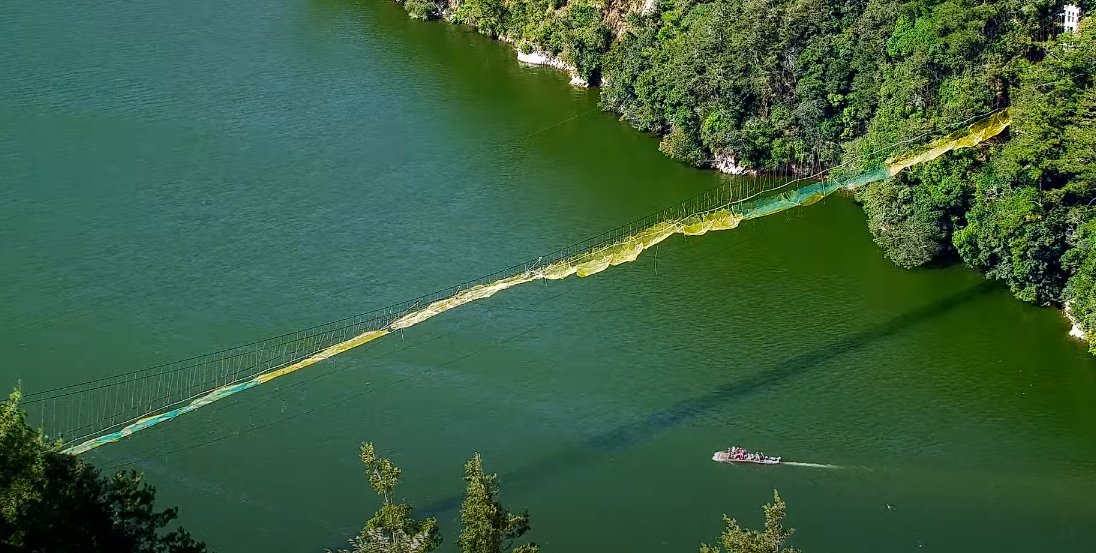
[4,382,799,553]
[458,453,538,553]
[333,444,537,553]
[332,443,441,553]
[700,491,799,553]
[337,443,797,553]
[397,0,1096,349]
[0,390,207,553]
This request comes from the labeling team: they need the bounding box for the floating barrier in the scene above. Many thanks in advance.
[21,110,1010,455]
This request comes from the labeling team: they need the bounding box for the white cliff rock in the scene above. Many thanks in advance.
[713,153,756,175]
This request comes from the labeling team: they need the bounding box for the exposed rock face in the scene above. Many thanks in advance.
[712,153,756,175]
[515,49,587,88]
[516,50,574,72]
[1066,302,1088,341]
[603,0,651,35]
[430,0,651,88]
[1070,323,1086,340]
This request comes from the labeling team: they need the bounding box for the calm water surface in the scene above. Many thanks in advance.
[2,1,1096,551]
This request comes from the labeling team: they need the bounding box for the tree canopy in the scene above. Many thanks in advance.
[0,390,207,553]
[699,491,799,553]
[332,443,441,553]
[335,446,540,553]
[341,443,808,552]
[458,453,537,553]
[399,0,1096,348]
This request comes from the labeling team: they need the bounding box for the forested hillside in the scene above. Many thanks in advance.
[393,0,1096,352]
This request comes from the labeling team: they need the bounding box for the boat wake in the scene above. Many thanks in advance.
[782,461,843,469]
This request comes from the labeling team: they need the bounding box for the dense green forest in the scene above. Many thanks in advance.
[394,0,1096,351]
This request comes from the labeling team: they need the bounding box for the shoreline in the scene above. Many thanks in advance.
[1066,302,1088,342]
[403,1,1093,349]
[502,37,589,88]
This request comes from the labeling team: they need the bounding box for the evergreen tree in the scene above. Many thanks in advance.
[335,443,440,553]
[700,491,799,553]
[457,453,537,553]
[0,390,206,553]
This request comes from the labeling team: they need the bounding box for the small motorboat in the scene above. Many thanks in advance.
[712,446,780,465]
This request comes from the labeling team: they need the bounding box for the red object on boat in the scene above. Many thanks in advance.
[712,446,781,465]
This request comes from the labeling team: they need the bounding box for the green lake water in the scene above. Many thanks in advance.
[3,1,1096,551]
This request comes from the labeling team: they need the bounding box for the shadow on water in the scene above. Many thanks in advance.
[422,281,997,515]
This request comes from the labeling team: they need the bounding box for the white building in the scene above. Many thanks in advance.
[1062,4,1082,34]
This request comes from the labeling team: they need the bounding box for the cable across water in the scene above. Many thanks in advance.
[19,109,1011,455]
